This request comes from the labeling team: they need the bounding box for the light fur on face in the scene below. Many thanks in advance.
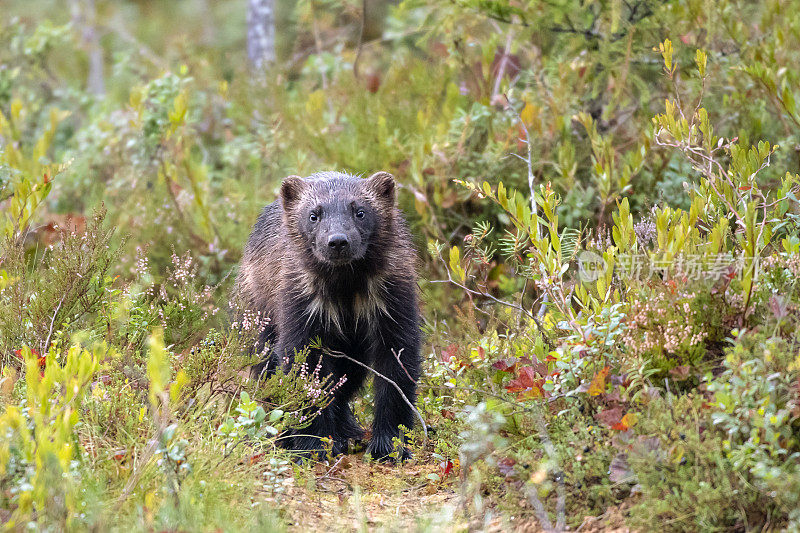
[233,170,417,332]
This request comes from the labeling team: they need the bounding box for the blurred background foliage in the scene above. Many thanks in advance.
[3,0,798,288]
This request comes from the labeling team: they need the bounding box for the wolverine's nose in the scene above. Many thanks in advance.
[327,234,350,251]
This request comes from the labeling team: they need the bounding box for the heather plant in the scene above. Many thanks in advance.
[619,281,727,374]
[0,207,118,362]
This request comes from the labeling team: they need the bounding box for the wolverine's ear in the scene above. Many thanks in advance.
[280,176,306,209]
[366,171,395,204]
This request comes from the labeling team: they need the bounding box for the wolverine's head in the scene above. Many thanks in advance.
[280,171,396,267]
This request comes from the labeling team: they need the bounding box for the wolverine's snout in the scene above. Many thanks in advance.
[327,233,349,250]
[327,233,352,261]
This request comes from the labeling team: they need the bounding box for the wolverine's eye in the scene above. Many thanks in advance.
[309,212,319,222]
[355,209,365,219]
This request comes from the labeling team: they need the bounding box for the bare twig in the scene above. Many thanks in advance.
[42,294,66,354]
[321,346,427,442]
[491,30,516,103]
[503,94,540,239]
[432,251,556,349]
[391,348,416,384]
[353,0,366,80]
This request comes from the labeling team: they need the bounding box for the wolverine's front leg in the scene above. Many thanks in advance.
[368,294,422,461]
[262,298,335,458]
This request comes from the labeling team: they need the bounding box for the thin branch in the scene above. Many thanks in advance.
[391,348,416,384]
[432,252,556,349]
[42,294,66,355]
[503,94,540,239]
[321,346,427,443]
[353,0,366,80]
[491,30,516,103]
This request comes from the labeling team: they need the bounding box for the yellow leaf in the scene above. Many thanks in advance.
[620,412,637,429]
[305,90,326,117]
[520,102,538,130]
[587,366,610,396]
[169,370,190,403]
[449,246,461,270]
[146,330,171,406]
[0,366,17,400]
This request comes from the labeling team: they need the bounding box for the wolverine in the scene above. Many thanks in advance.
[235,171,421,461]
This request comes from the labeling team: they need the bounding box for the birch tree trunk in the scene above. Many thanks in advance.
[71,0,105,96]
[247,0,276,71]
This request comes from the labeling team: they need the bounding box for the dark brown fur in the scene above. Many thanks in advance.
[234,171,421,461]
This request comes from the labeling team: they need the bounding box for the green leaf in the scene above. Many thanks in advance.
[695,49,707,77]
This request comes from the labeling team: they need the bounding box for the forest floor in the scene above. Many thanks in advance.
[259,449,632,532]
[265,446,631,533]
[272,452,465,531]
[260,449,633,532]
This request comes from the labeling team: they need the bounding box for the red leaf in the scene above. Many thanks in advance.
[13,348,41,360]
[611,412,637,431]
[365,73,381,93]
[497,457,517,479]
[505,366,539,392]
[441,344,459,363]
[505,366,545,400]
[439,460,454,476]
[596,407,624,428]
[492,357,518,372]
[249,452,265,465]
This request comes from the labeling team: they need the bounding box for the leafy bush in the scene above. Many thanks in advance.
[0,344,103,529]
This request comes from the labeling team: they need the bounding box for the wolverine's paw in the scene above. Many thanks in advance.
[350,437,368,454]
[366,439,412,463]
[331,438,352,457]
[292,436,335,462]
